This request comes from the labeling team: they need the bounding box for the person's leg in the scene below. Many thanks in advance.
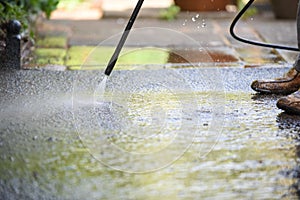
[251,0,300,95]
[277,1,300,115]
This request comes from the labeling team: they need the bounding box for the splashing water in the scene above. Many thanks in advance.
[192,14,200,22]
[94,75,108,104]
[201,19,206,28]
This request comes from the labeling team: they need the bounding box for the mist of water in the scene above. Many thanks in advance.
[94,75,108,104]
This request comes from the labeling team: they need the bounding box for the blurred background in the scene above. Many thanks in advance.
[50,0,277,20]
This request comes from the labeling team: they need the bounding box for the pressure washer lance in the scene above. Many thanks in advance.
[104,0,144,76]
[230,0,300,52]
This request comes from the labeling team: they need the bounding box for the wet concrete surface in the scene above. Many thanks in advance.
[3,7,300,199]
[1,66,300,199]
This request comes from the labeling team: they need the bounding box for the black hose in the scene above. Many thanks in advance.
[230,0,300,52]
[105,0,144,76]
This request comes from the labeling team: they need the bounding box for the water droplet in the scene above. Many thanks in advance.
[192,17,196,22]
[183,19,187,26]
[250,17,254,21]
[201,19,206,28]
[196,14,200,18]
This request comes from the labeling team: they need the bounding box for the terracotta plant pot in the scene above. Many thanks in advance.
[174,0,232,11]
[271,0,298,19]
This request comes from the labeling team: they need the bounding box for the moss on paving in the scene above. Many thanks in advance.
[66,46,169,70]
[66,46,114,69]
[36,36,68,49]
[34,48,67,65]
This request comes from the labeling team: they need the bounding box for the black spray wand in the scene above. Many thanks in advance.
[104,0,144,76]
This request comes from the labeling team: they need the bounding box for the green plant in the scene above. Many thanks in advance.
[0,0,59,39]
[57,0,85,10]
[159,4,181,21]
[0,2,27,39]
[236,0,257,18]
[3,0,59,18]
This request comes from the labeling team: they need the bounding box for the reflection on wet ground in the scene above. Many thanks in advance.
[1,67,300,199]
[26,44,288,70]
[168,48,239,63]
[27,46,242,69]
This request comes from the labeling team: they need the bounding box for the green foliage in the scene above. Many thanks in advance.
[159,4,181,21]
[0,0,59,19]
[0,0,59,38]
[57,0,85,10]
[237,0,258,19]
[0,2,28,39]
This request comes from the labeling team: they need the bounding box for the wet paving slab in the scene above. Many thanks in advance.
[28,45,242,69]
[39,19,229,47]
[1,66,300,199]
[32,17,292,71]
[235,47,284,64]
[28,45,288,71]
[217,18,298,66]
